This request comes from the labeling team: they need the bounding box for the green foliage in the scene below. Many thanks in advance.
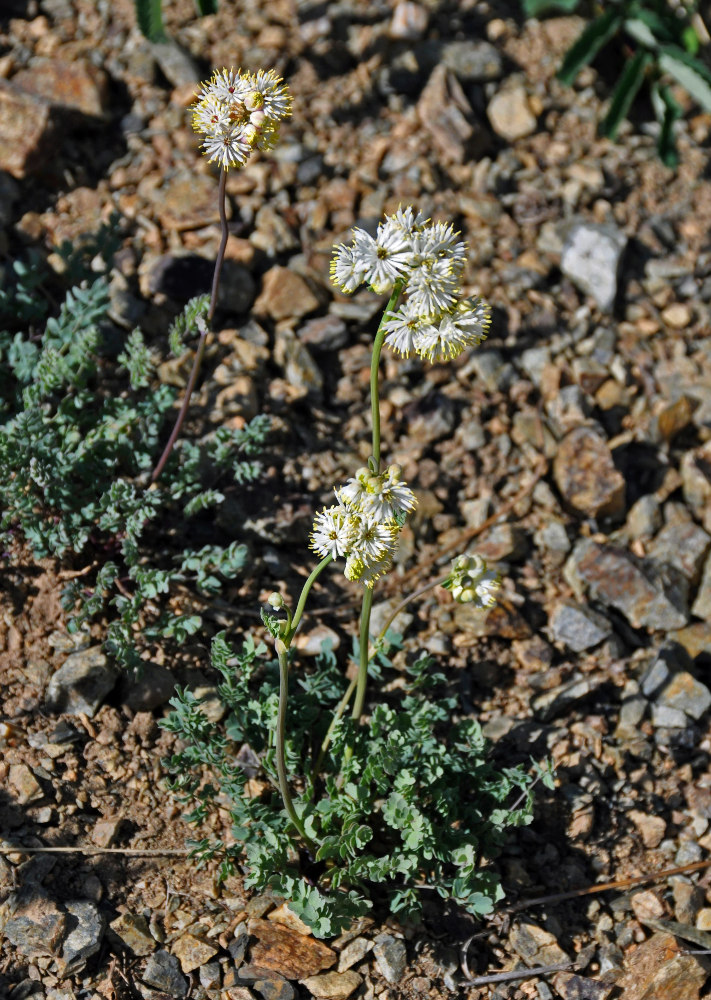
[1,274,270,670]
[133,0,218,42]
[162,636,546,937]
[520,0,708,165]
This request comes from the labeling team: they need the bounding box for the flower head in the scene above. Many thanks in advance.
[191,66,291,170]
[443,553,501,608]
[330,206,491,364]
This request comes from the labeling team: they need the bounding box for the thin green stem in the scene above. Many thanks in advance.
[151,168,228,482]
[375,574,448,649]
[311,673,358,781]
[369,282,403,471]
[285,555,333,644]
[275,639,317,853]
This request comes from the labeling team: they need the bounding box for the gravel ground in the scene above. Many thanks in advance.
[2,1,711,998]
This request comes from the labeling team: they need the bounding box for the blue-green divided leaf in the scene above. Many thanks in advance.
[659,45,711,113]
[558,9,624,87]
[133,0,167,42]
[521,0,579,15]
[651,83,681,169]
[195,0,218,13]
[600,50,652,140]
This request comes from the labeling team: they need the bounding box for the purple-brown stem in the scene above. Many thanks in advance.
[151,168,229,482]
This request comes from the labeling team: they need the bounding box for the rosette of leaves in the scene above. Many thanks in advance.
[162,633,552,937]
[0,259,269,670]
[521,0,710,166]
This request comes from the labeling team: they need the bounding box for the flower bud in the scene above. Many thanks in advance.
[267,592,284,609]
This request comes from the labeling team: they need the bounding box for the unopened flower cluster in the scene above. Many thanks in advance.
[443,554,501,608]
[331,207,491,363]
[311,465,416,587]
[191,68,292,170]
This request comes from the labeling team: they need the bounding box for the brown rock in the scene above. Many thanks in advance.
[253,267,320,321]
[248,919,336,980]
[629,811,666,849]
[109,913,156,956]
[630,889,665,921]
[509,921,569,967]
[417,65,486,164]
[12,58,109,116]
[301,970,363,999]
[0,80,54,178]
[616,931,710,1000]
[172,931,219,973]
[487,85,537,141]
[554,426,625,519]
[151,170,229,231]
[552,972,613,1000]
[9,763,43,804]
[657,395,695,442]
[573,542,689,630]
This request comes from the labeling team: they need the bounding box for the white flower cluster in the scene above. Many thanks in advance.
[191,67,292,170]
[331,207,491,363]
[443,553,501,608]
[311,465,417,587]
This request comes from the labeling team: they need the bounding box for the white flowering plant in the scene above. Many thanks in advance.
[162,72,552,937]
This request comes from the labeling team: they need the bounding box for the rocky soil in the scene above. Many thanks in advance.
[2,0,711,998]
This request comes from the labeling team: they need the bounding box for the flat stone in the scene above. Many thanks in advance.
[658,672,711,721]
[267,904,312,935]
[91,817,122,848]
[652,703,689,728]
[252,975,295,1000]
[299,315,348,351]
[647,521,710,583]
[561,222,627,312]
[337,937,372,972]
[552,972,613,999]
[487,85,537,141]
[248,919,336,980]
[548,601,611,652]
[273,327,323,396]
[150,39,200,87]
[657,395,695,441]
[615,931,710,1000]
[673,622,711,659]
[626,495,663,539]
[109,913,156,956]
[553,426,625,520]
[12,58,109,117]
[571,542,689,630]
[372,934,407,983]
[301,970,363,999]
[509,922,569,966]
[143,950,188,997]
[60,900,105,976]
[199,960,222,989]
[476,524,528,561]
[440,39,503,81]
[641,646,688,697]
[253,267,320,321]
[9,763,43,804]
[629,811,667,849]
[0,80,54,178]
[172,931,219,973]
[673,881,704,925]
[46,646,118,717]
[417,65,482,164]
[293,624,340,657]
[150,170,228,231]
[3,889,67,958]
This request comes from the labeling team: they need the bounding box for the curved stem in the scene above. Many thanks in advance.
[151,168,229,482]
[375,574,448,649]
[351,586,374,722]
[275,639,317,853]
[285,555,333,643]
[311,673,358,781]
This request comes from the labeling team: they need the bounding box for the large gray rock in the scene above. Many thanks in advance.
[143,950,188,997]
[60,901,105,976]
[561,222,627,312]
[46,646,117,717]
[566,541,689,630]
[549,601,611,652]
